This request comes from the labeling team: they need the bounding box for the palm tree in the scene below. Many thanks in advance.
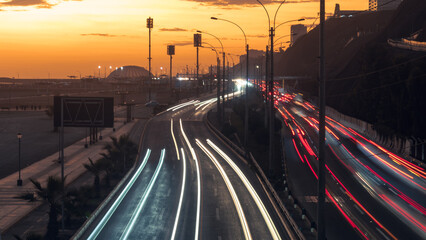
[104,135,138,172]
[29,176,64,239]
[83,158,101,196]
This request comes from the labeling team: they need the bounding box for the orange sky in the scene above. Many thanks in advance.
[0,0,367,78]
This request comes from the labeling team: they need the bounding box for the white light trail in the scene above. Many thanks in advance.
[196,139,252,240]
[179,119,201,240]
[120,149,166,240]
[87,149,152,240]
[207,139,281,240]
[170,118,180,160]
[171,148,187,240]
[167,100,199,112]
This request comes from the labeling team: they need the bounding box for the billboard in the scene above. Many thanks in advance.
[54,96,114,128]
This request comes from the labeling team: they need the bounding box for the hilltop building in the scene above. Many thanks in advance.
[369,0,403,11]
[333,4,364,18]
[290,24,307,46]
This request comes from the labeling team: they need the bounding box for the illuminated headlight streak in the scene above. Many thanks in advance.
[170,118,180,160]
[87,149,152,240]
[167,100,195,111]
[207,139,281,240]
[179,119,201,240]
[167,100,199,112]
[195,98,216,110]
[196,140,252,240]
[171,148,187,240]
[120,149,166,240]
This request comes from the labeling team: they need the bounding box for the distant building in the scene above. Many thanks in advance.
[369,0,403,11]
[333,4,364,18]
[107,65,150,83]
[291,24,307,46]
[239,49,264,64]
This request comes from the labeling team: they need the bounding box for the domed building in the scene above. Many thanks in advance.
[107,65,150,83]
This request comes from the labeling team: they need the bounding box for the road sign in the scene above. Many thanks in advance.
[54,96,114,127]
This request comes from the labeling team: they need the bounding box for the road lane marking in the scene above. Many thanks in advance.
[87,149,151,240]
[171,148,187,240]
[207,139,281,240]
[196,139,252,240]
[170,118,180,160]
[216,208,220,221]
[120,149,166,240]
[179,119,201,240]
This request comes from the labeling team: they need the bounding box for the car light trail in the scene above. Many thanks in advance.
[326,116,426,180]
[120,149,166,240]
[167,100,199,111]
[170,118,180,160]
[206,139,281,240]
[179,119,201,240]
[87,149,152,240]
[195,98,216,110]
[171,148,187,240]
[196,139,252,240]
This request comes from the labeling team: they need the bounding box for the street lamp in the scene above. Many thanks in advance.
[98,65,101,80]
[275,18,305,31]
[202,42,221,118]
[17,132,22,186]
[147,17,154,101]
[197,30,225,122]
[210,17,250,153]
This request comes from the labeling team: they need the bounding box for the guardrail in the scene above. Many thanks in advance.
[204,111,306,240]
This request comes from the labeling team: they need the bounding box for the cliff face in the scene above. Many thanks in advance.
[277,0,426,138]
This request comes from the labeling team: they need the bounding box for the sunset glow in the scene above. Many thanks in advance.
[0,0,366,78]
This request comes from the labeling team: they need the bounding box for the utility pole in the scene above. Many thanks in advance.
[147,17,153,101]
[265,45,269,128]
[318,0,326,239]
[217,58,221,121]
[244,44,249,152]
[269,27,275,176]
[222,52,225,122]
[194,34,202,97]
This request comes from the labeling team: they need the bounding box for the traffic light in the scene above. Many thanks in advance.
[194,33,202,47]
[167,45,175,55]
[146,17,153,29]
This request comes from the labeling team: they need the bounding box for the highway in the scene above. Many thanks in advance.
[76,93,291,240]
[275,89,426,239]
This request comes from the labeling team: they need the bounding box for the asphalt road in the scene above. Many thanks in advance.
[77,94,291,240]
[277,93,426,240]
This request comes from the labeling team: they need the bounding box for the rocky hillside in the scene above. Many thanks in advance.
[278,0,426,139]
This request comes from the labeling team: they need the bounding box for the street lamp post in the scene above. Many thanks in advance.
[17,133,22,186]
[194,34,202,97]
[211,17,250,152]
[147,17,153,101]
[197,30,225,123]
[98,65,101,80]
[203,42,221,121]
[318,0,326,239]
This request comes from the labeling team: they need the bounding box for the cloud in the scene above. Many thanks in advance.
[80,33,126,38]
[247,34,268,38]
[0,0,81,9]
[159,27,188,32]
[167,41,193,46]
[183,0,318,8]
